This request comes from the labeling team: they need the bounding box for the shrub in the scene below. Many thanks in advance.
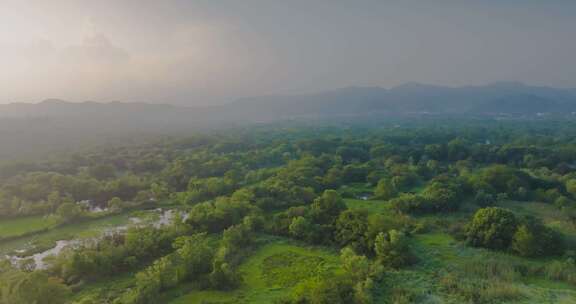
[542,261,576,285]
[511,216,564,257]
[374,230,413,268]
[466,207,518,250]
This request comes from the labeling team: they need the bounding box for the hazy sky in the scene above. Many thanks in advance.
[1,0,575,105]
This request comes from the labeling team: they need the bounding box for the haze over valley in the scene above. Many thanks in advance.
[1,1,576,304]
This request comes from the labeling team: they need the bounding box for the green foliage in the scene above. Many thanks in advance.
[511,216,564,257]
[390,176,462,214]
[554,195,572,209]
[374,178,397,200]
[289,216,313,241]
[88,164,117,180]
[107,196,124,212]
[56,200,84,222]
[335,209,369,254]
[0,215,58,240]
[283,245,382,304]
[374,229,413,268]
[310,190,347,225]
[4,121,576,303]
[420,247,531,303]
[186,197,256,232]
[262,252,329,288]
[389,193,425,214]
[0,269,70,304]
[466,207,565,257]
[420,176,463,212]
[209,261,241,290]
[466,207,518,250]
[119,233,217,304]
[340,247,372,282]
[56,223,188,283]
[474,190,495,207]
[439,271,524,304]
[566,179,576,197]
[469,165,533,199]
[290,275,355,304]
[542,260,576,285]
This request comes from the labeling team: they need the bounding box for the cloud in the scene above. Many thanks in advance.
[0,33,132,103]
[0,16,271,105]
[62,33,130,66]
[3,1,574,105]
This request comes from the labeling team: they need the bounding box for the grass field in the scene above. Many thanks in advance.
[0,212,135,256]
[375,232,576,303]
[168,239,342,304]
[0,215,58,240]
[69,272,137,303]
[341,180,429,215]
[0,207,185,256]
[344,198,391,214]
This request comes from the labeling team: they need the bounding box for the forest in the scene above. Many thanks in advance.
[1,118,576,304]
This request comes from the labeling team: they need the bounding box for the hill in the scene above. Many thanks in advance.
[2,82,576,121]
[1,82,576,162]
[228,82,576,118]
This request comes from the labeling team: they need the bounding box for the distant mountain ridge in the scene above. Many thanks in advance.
[1,82,576,121]
[1,82,575,162]
[228,82,576,118]
[0,99,182,118]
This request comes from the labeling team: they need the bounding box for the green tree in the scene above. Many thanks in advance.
[474,190,495,207]
[511,225,537,257]
[56,200,82,222]
[173,233,214,279]
[335,210,369,254]
[374,230,412,268]
[554,196,572,210]
[421,178,461,212]
[292,275,355,304]
[466,207,518,250]
[566,179,576,197]
[0,270,70,304]
[209,261,240,290]
[511,216,564,257]
[88,164,116,180]
[340,247,371,282]
[323,167,343,188]
[339,248,378,304]
[310,190,347,225]
[374,178,397,200]
[289,216,313,241]
[107,197,124,212]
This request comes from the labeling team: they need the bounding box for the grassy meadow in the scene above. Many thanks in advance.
[168,239,342,304]
[0,215,58,240]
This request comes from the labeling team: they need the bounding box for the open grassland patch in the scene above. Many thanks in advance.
[261,252,329,288]
[439,271,526,304]
[383,232,576,303]
[344,198,391,214]
[169,240,341,304]
[0,215,58,240]
[69,272,136,303]
[0,211,134,255]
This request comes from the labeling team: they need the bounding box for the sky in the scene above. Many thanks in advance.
[0,0,575,105]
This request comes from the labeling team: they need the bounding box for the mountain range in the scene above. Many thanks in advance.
[2,82,576,162]
[2,82,576,122]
